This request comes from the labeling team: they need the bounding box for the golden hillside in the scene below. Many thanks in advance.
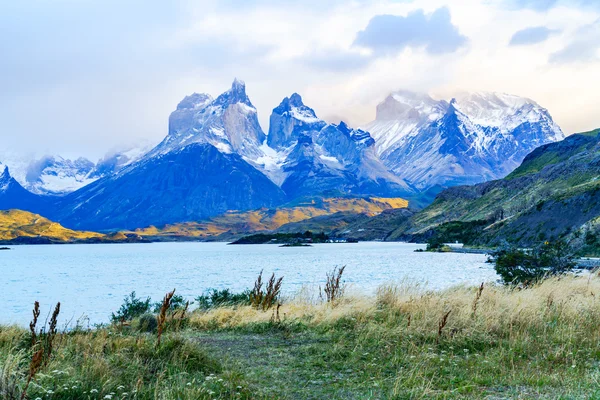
[135,197,409,238]
[0,209,103,242]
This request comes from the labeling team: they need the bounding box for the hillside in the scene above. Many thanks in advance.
[0,209,103,242]
[133,197,408,240]
[391,129,600,251]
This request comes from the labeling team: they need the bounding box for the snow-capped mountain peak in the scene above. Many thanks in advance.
[24,155,96,195]
[176,93,213,111]
[365,89,565,190]
[267,93,326,150]
[214,78,253,108]
[152,79,266,159]
[0,144,151,196]
[364,91,448,157]
[452,92,561,137]
[378,90,447,121]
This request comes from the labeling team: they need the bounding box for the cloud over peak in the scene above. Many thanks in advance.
[353,7,467,56]
[549,19,600,64]
[509,26,559,45]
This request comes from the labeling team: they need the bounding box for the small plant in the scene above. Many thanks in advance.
[263,273,284,310]
[437,310,451,344]
[42,302,60,367]
[0,353,22,400]
[21,348,43,400]
[175,300,190,330]
[20,301,61,399]
[29,301,40,347]
[250,271,283,311]
[471,282,484,318]
[157,289,175,347]
[250,271,264,309]
[136,313,158,333]
[324,266,346,304]
[111,291,151,323]
[270,303,282,324]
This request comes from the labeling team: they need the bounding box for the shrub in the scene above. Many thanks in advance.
[490,240,576,285]
[135,313,158,333]
[585,231,598,245]
[111,291,151,323]
[195,289,251,310]
[426,237,448,252]
[153,293,187,313]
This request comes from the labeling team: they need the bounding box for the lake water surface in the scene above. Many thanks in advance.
[1,242,498,326]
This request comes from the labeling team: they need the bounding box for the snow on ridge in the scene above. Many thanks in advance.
[453,92,546,131]
[290,108,320,124]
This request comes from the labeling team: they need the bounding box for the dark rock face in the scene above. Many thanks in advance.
[267,93,326,150]
[55,143,286,230]
[0,167,52,213]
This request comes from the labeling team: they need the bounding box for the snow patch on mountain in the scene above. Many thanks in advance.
[365,91,448,157]
[453,92,564,140]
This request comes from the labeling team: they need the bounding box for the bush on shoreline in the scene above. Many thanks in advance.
[489,240,576,285]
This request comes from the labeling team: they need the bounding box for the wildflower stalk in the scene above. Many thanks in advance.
[29,301,40,347]
[471,282,484,318]
[157,289,175,347]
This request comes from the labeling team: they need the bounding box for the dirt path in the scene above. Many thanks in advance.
[191,330,385,399]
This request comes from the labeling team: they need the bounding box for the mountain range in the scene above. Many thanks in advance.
[0,79,565,231]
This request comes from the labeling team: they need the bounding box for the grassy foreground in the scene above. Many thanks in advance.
[3,275,600,399]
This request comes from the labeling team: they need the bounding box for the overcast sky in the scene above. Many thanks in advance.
[1,0,599,160]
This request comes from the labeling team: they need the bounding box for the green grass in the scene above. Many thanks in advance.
[3,276,600,399]
[578,128,600,137]
[507,151,564,178]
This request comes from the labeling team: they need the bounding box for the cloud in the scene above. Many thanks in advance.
[508,0,558,11]
[352,7,467,56]
[550,19,600,63]
[509,26,559,45]
[506,0,600,11]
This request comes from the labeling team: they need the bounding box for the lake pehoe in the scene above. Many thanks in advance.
[0,242,498,326]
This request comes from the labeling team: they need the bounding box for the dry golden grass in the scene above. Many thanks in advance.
[133,197,409,238]
[0,209,103,241]
[189,274,600,336]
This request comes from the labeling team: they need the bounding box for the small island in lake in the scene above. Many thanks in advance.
[230,231,330,245]
[279,242,312,247]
